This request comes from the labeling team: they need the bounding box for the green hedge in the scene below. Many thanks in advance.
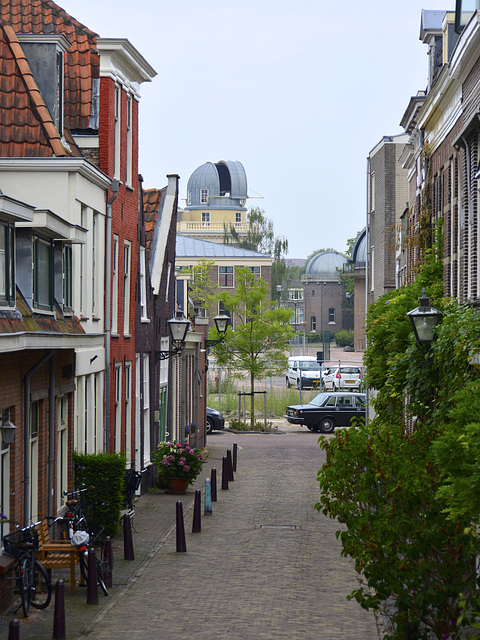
[73,452,125,538]
[333,329,354,347]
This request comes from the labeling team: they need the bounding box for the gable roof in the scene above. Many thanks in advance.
[176,234,271,259]
[0,0,99,132]
[143,187,164,257]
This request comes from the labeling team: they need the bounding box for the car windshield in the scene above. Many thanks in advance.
[298,362,322,371]
[309,393,328,406]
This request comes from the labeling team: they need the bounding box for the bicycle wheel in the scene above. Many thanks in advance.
[18,556,31,617]
[31,560,52,609]
[96,557,109,597]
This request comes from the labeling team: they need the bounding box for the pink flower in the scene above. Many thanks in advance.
[184,465,190,472]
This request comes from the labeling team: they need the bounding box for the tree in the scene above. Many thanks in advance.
[223,207,288,298]
[211,267,293,428]
[187,258,217,316]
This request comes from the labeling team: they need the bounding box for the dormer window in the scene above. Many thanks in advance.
[0,223,15,307]
[33,235,54,311]
[18,34,70,138]
[200,189,209,204]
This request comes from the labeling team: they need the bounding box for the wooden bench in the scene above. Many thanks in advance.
[35,519,78,594]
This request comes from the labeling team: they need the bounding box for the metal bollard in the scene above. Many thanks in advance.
[226,450,234,481]
[176,501,187,552]
[233,443,238,471]
[192,490,201,533]
[86,547,98,605]
[204,478,212,515]
[211,468,217,502]
[123,514,134,561]
[52,580,66,640]
[8,619,20,640]
[221,456,229,490]
[103,536,113,587]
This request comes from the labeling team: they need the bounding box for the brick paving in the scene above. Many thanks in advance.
[0,418,379,640]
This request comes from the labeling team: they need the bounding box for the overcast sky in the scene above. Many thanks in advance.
[59,0,451,259]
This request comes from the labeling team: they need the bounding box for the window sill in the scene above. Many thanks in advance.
[112,333,119,338]
[123,333,131,339]
[92,316,101,322]
[141,318,150,324]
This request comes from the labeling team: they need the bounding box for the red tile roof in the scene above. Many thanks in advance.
[0,0,99,134]
[143,188,165,257]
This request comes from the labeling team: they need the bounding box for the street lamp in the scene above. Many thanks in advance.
[0,419,16,446]
[407,288,443,351]
[276,284,282,306]
[205,313,230,349]
[156,312,191,360]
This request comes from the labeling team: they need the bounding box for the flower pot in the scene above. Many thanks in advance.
[166,477,189,494]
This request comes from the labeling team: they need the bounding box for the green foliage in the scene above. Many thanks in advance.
[151,442,204,486]
[222,206,289,298]
[187,258,218,314]
[333,330,354,348]
[317,218,480,638]
[73,452,125,538]
[213,267,293,427]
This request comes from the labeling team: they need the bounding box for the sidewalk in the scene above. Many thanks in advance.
[1,431,380,640]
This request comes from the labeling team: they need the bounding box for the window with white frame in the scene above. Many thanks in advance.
[139,247,149,322]
[143,355,150,466]
[328,307,336,323]
[63,244,72,311]
[114,364,122,453]
[126,95,133,187]
[57,395,68,510]
[288,288,303,301]
[0,222,15,307]
[33,236,54,311]
[201,212,210,226]
[114,85,121,180]
[0,439,10,550]
[79,206,86,314]
[200,189,209,204]
[249,266,260,280]
[125,362,132,463]
[91,213,97,316]
[219,266,233,287]
[311,316,316,332]
[124,241,131,335]
[30,402,40,523]
[112,236,118,334]
[235,212,242,224]
[187,190,192,206]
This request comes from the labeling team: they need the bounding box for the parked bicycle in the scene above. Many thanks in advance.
[58,487,109,596]
[122,469,143,514]
[2,524,52,617]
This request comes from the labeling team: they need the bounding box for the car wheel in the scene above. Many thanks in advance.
[319,417,335,434]
[206,418,214,434]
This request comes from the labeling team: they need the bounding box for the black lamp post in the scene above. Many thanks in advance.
[156,312,191,360]
[407,288,443,352]
[205,313,230,349]
[0,419,16,447]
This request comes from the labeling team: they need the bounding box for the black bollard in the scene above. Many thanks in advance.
[192,490,201,533]
[86,547,98,605]
[233,443,238,471]
[123,514,134,561]
[221,456,229,490]
[103,536,113,587]
[226,450,234,481]
[8,619,20,640]
[176,501,187,552]
[52,580,66,640]
[211,468,217,502]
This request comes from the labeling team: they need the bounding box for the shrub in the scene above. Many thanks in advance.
[333,329,354,347]
[73,452,125,538]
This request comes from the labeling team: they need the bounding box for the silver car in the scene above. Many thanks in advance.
[323,366,362,392]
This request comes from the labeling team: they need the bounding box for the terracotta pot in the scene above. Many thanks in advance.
[166,477,189,494]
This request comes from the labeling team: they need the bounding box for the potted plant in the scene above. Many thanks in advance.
[151,441,205,494]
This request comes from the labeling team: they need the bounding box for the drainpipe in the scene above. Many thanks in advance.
[105,180,120,453]
[24,351,53,525]
[365,156,371,425]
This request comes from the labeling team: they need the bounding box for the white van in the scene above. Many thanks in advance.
[286,356,325,390]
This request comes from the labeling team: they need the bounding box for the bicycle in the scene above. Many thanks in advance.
[2,524,52,617]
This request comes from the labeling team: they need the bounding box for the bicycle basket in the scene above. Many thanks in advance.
[125,469,142,491]
[2,527,39,557]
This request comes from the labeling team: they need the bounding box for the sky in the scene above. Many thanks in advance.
[59,0,453,259]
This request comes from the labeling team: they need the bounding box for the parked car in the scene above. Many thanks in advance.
[206,407,225,434]
[323,366,362,392]
[285,392,366,433]
[286,356,326,389]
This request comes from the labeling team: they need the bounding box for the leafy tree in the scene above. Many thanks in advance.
[316,219,480,638]
[212,267,293,428]
[223,206,288,297]
[187,258,218,316]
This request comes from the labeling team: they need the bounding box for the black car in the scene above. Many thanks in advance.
[206,407,225,434]
[285,392,366,433]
